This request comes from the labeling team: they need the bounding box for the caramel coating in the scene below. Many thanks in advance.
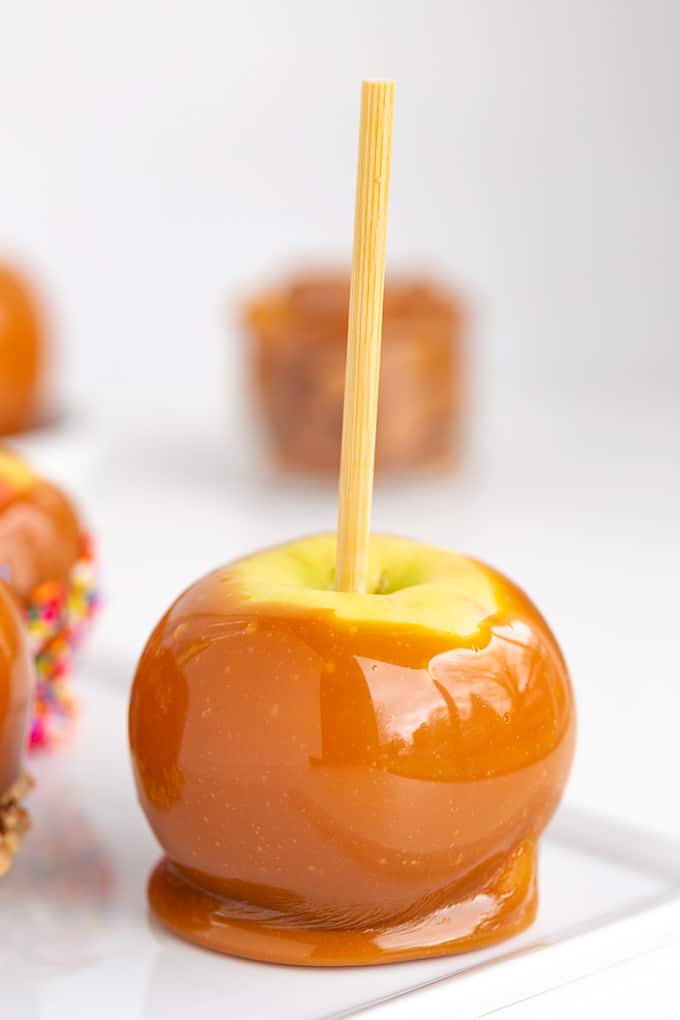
[130,550,575,965]
[0,454,82,601]
[0,266,46,436]
[0,583,33,797]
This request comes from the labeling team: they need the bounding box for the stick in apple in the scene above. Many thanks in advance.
[335,79,395,594]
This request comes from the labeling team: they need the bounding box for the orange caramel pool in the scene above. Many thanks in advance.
[130,538,575,966]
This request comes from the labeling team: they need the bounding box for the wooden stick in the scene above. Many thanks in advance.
[336,80,395,593]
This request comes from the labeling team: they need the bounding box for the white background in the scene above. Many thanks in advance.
[2,2,680,1016]
[2,0,679,406]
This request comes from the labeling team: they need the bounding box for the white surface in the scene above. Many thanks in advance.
[483,942,680,1020]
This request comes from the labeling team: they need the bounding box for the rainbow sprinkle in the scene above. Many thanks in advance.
[24,534,100,750]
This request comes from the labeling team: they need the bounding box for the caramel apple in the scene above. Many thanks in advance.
[130,81,575,967]
[0,449,99,747]
[243,273,463,475]
[129,534,575,965]
[0,265,47,437]
[0,580,34,875]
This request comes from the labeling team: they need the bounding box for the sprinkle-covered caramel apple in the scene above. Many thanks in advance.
[0,580,34,875]
[0,450,99,747]
[129,81,575,965]
[0,265,47,437]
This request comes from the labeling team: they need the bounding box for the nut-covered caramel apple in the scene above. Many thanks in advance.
[129,534,575,965]
[0,580,34,875]
[0,265,47,437]
[0,449,99,747]
[243,272,464,475]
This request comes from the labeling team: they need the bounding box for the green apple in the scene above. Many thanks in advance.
[228,532,498,637]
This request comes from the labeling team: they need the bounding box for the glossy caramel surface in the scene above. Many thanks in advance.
[0,450,82,601]
[0,582,33,795]
[0,266,46,436]
[130,545,575,965]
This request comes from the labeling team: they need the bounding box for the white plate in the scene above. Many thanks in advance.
[3,651,679,1020]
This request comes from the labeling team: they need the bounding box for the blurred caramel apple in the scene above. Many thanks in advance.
[129,534,575,965]
[0,449,99,747]
[0,265,48,437]
[0,450,81,602]
[0,580,33,875]
[243,273,464,474]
